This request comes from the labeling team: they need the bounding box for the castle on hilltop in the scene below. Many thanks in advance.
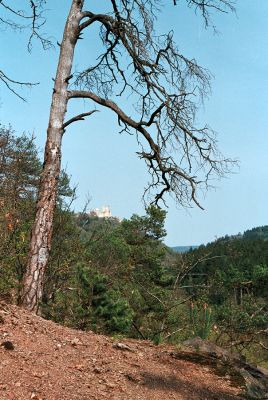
[88,206,112,218]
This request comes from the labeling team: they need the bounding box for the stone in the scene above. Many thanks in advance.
[1,340,14,350]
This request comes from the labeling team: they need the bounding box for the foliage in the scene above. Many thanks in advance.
[42,204,179,339]
[0,126,75,300]
[0,129,267,366]
[190,302,213,340]
[43,263,134,334]
[244,226,268,241]
[0,126,41,298]
[186,233,268,363]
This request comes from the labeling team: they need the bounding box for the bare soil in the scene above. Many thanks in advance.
[0,303,245,399]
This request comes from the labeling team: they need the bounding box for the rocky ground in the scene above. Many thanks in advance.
[0,302,245,400]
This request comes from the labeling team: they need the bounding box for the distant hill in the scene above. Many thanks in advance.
[170,225,268,253]
[185,224,268,301]
[204,225,268,245]
[243,225,268,240]
[171,245,198,253]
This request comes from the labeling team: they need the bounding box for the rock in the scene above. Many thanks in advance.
[182,337,243,364]
[1,340,15,350]
[105,382,116,389]
[113,342,135,352]
[172,337,268,400]
[31,393,43,400]
[241,364,268,399]
[71,337,82,346]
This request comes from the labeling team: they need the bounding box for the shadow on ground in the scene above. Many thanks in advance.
[141,372,244,400]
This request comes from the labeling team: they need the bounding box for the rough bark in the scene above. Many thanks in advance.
[20,0,83,312]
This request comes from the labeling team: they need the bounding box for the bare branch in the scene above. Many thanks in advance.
[68,88,235,208]
[0,1,50,99]
[62,110,98,131]
[0,70,39,101]
[132,278,166,308]
[0,1,51,49]
[70,0,236,207]
[186,0,236,27]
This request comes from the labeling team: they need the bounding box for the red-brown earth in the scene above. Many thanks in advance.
[0,303,245,399]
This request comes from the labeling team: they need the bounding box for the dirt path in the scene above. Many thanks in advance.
[0,303,244,400]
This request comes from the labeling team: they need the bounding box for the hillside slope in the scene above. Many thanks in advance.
[0,303,244,400]
[171,246,198,253]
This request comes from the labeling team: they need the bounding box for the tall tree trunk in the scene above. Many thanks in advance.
[20,0,83,312]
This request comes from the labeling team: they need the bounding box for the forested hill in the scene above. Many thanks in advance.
[243,225,268,240]
[171,245,198,253]
[172,226,268,253]
[210,224,268,243]
[186,224,268,292]
[183,224,268,366]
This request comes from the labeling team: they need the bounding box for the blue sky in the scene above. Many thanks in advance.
[0,1,268,246]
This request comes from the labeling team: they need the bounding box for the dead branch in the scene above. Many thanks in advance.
[0,70,38,101]
[0,0,50,98]
[69,89,234,207]
[69,0,236,207]
[63,110,98,131]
